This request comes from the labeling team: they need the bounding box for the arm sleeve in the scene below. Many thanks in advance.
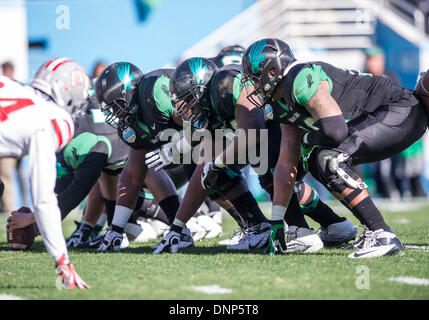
[28,129,68,262]
[293,65,333,106]
[305,115,348,147]
[58,149,108,219]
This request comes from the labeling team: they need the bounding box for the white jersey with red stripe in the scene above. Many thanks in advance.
[0,75,73,263]
[0,76,73,157]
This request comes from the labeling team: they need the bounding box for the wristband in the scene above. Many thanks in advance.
[272,204,287,221]
[111,205,134,229]
[173,218,185,228]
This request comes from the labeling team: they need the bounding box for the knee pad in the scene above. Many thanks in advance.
[136,188,161,218]
[314,149,367,193]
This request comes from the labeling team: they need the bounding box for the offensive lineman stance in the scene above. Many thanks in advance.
[238,38,429,258]
[152,57,356,254]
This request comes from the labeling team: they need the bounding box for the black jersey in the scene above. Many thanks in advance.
[209,64,243,130]
[55,97,130,218]
[270,61,419,132]
[118,69,182,150]
[59,97,129,173]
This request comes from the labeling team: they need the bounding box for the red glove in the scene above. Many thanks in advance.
[55,254,90,289]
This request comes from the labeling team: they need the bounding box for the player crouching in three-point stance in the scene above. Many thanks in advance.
[0,58,91,288]
[239,38,429,258]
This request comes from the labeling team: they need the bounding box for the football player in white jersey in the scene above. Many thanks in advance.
[0,57,91,289]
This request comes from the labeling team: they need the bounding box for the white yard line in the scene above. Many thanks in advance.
[189,285,233,294]
[388,277,429,286]
[0,293,24,300]
[405,245,429,252]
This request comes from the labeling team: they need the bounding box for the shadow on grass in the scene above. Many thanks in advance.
[0,241,352,257]
[0,284,54,289]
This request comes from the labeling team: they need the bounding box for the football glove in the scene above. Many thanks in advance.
[97,227,123,252]
[201,159,222,190]
[66,221,93,248]
[55,254,90,290]
[145,140,180,171]
[266,221,287,256]
[152,229,181,254]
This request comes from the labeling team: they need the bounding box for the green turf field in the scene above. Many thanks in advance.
[0,201,428,300]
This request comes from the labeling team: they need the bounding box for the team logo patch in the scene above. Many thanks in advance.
[122,127,136,143]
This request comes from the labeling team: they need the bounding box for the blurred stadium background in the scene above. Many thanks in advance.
[1,0,429,209]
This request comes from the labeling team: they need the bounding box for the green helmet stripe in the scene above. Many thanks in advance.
[249,40,267,73]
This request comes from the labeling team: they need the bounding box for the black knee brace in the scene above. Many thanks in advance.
[311,149,367,194]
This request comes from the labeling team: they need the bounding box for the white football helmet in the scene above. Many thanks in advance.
[31,57,91,114]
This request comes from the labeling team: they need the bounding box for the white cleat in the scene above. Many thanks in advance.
[133,221,158,243]
[196,215,222,239]
[227,222,271,251]
[284,226,324,253]
[343,226,371,250]
[207,210,223,226]
[151,227,195,249]
[348,229,404,258]
[124,222,143,241]
[187,217,208,242]
[218,228,247,246]
[143,218,169,238]
[318,220,357,246]
[120,233,129,249]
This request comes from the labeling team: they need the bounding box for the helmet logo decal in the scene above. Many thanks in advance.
[116,63,135,91]
[187,58,208,85]
[249,40,267,73]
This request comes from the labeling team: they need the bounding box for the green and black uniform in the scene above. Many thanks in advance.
[270,61,427,165]
[208,64,344,228]
[269,60,428,231]
[117,68,244,200]
[55,96,130,219]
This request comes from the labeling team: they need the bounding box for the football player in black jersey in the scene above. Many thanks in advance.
[153,57,357,254]
[94,62,274,252]
[239,38,429,258]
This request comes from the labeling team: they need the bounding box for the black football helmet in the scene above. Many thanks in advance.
[170,57,217,126]
[216,44,245,66]
[241,38,296,108]
[95,62,144,129]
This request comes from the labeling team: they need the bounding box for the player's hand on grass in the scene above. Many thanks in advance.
[201,159,222,190]
[266,221,287,256]
[67,222,93,248]
[97,227,123,252]
[55,254,90,289]
[153,229,181,254]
